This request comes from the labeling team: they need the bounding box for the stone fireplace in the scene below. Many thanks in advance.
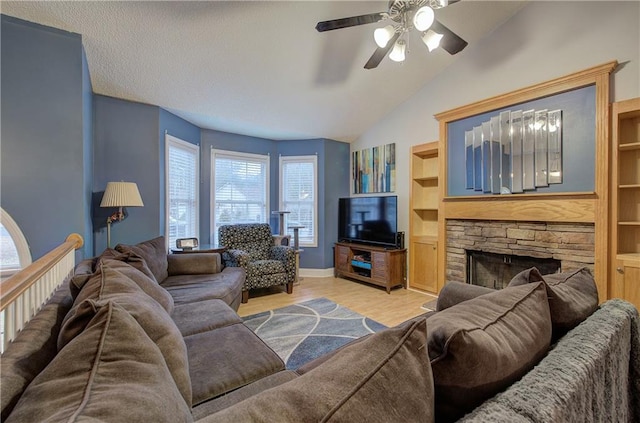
[446,219,595,285]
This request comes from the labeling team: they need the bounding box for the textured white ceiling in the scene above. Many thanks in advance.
[2,1,526,142]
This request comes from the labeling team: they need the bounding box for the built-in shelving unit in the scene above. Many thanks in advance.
[409,142,439,293]
[611,97,640,309]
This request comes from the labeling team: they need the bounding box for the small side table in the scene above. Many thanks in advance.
[171,245,227,254]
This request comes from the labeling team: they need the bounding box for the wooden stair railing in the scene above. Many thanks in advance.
[0,233,83,353]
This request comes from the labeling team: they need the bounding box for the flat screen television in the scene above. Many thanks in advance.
[338,196,398,248]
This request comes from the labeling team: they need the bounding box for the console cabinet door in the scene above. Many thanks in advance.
[371,251,388,281]
[335,245,351,272]
[615,257,640,310]
[410,240,438,293]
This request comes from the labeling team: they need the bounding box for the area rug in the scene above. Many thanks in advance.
[242,298,386,370]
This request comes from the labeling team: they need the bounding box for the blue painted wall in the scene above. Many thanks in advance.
[1,15,92,260]
[82,48,94,259]
[93,95,161,251]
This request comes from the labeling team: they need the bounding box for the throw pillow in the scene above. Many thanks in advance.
[210,317,434,422]
[508,267,599,338]
[5,301,193,423]
[59,264,192,407]
[428,282,552,423]
[115,236,168,283]
[435,282,496,311]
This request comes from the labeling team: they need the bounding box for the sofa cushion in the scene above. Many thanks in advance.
[162,267,245,309]
[184,322,285,405]
[436,282,496,311]
[508,267,599,338]
[172,299,242,337]
[5,301,193,423]
[99,257,174,313]
[428,282,552,423]
[59,264,192,407]
[0,285,73,422]
[116,236,168,283]
[168,253,222,276]
[204,317,433,423]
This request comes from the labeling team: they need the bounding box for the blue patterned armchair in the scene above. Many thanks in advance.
[218,223,296,303]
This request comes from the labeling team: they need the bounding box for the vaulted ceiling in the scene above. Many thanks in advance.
[2,1,526,142]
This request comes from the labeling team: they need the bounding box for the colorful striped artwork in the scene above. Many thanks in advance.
[352,143,395,194]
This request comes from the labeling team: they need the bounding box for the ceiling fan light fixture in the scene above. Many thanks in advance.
[389,40,406,62]
[374,25,395,48]
[413,6,435,31]
[422,29,444,52]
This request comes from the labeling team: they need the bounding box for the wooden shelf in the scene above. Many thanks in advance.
[620,184,640,189]
[618,222,640,226]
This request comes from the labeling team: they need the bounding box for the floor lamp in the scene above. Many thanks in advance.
[100,181,144,248]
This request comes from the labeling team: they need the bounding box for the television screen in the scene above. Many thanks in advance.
[338,196,397,247]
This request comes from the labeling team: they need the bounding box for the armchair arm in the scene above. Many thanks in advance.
[270,246,296,284]
[222,249,251,268]
[436,282,496,311]
[167,253,222,276]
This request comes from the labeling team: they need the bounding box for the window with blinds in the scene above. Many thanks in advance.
[211,150,269,245]
[279,155,317,247]
[166,135,199,250]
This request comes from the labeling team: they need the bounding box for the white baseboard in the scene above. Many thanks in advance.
[299,267,335,278]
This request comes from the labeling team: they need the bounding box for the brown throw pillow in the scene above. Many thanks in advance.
[116,236,168,283]
[211,317,434,422]
[59,264,191,407]
[428,282,552,423]
[5,301,193,423]
[508,267,599,338]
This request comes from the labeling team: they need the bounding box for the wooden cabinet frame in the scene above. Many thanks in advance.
[433,61,617,298]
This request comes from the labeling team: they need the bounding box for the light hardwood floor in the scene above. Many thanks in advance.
[237,276,437,327]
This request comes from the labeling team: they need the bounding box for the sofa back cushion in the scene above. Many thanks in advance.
[428,282,552,422]
[210,317,434,422]
[5,301,193,423]
[509,267,599,339]
[168,252,222,276]
[59,264,191,406]
[116,236,168,283]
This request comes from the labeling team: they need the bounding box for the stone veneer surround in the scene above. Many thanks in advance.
[446,219,595,283]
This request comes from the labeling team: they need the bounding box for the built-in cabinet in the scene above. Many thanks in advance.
[409,142,440,293]
[334,242,406,293]
[611,97,640,310]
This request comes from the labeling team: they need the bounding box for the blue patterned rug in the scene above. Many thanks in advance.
[242,298,387,370]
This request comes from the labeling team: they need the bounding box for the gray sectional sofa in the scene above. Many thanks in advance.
[1,237,639,422]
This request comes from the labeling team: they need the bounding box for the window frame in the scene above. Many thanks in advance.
[279,154,318,248]
[0,208,32,279]
[210,149,270,244]
[165,134,200,251]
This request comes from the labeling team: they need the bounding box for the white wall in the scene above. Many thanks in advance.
[352,1,640,236]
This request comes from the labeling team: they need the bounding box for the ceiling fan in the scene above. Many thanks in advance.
[315,0,468,69]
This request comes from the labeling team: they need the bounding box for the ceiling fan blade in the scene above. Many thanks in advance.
[364,32,401,69]
[431,19,468,55]
[315,12,386,32]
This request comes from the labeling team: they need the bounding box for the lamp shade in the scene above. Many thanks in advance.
[389,40,406,62]
[374,25,395,48]
[422,29,444,52]
[413,6,434,32]
[100,182,144,208]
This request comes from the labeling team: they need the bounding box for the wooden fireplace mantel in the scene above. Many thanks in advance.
[432,61,618,300]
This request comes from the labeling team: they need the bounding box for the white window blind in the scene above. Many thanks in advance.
[211,150,269,245]
[279,155,317,247]
[166,135,199,251]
